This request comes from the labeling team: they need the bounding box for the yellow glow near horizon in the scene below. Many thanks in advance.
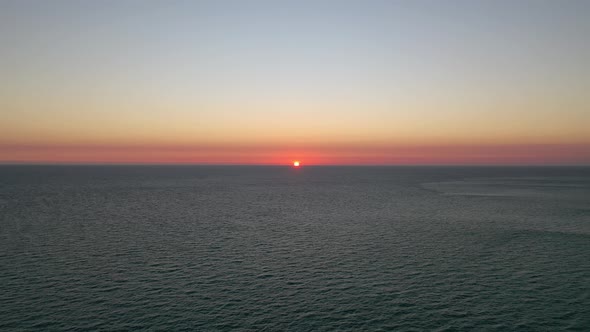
[1,1,589,164]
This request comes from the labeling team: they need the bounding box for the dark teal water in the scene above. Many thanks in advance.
[1,166,589,331]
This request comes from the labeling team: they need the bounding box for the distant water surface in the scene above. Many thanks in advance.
[1,166,589,331]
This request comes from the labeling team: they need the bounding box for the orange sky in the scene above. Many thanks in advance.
[1,1,589,165]
[2,143,589,165]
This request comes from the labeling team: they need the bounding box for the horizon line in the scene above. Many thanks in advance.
[1,162,589,167]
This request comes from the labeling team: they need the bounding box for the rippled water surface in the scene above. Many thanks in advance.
[1,166,589,331]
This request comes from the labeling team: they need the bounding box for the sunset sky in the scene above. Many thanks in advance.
[1,0,589,165]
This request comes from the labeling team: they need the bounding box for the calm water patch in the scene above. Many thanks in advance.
[1,166,589,330]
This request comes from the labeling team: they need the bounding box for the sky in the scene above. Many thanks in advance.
[1,0,589,165]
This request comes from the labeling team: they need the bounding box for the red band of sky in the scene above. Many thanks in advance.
[1,143,588,165]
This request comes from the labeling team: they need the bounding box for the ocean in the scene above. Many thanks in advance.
[1,165,589,331]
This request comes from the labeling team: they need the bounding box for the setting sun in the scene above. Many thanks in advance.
[293,161,300,167]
